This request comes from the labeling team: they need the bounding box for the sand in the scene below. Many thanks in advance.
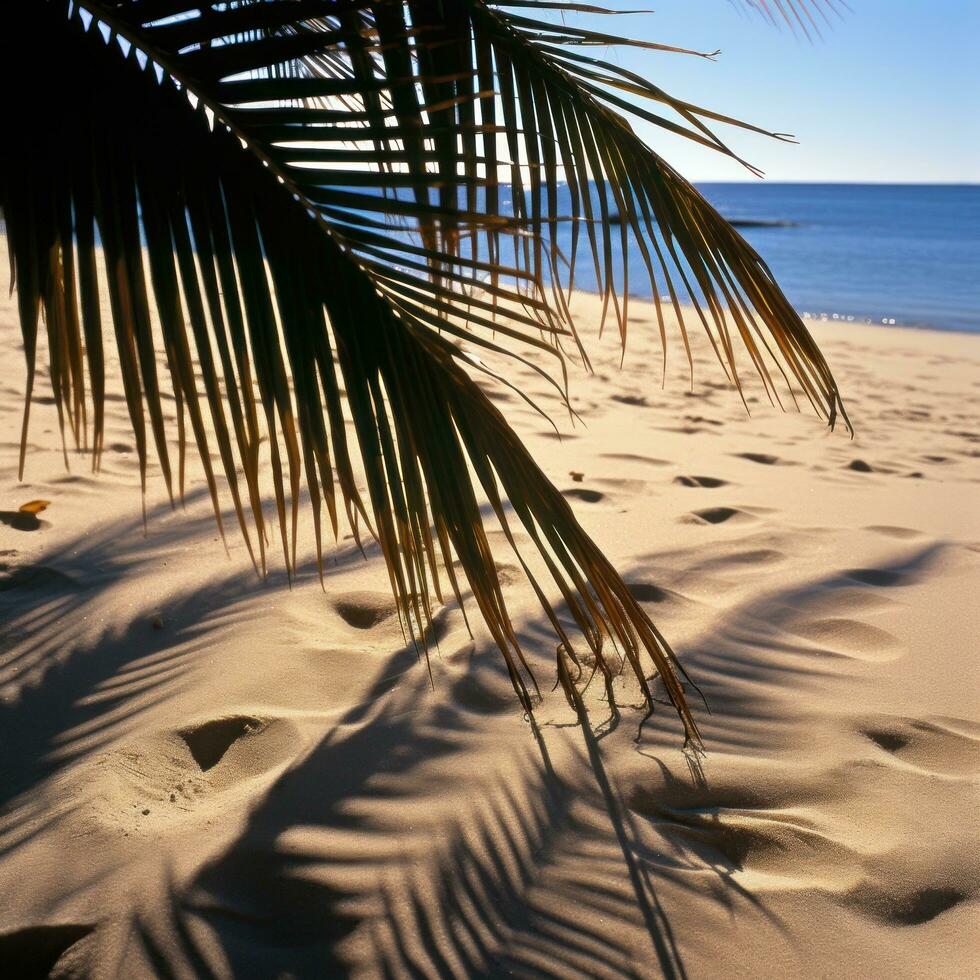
[1,268,978,978]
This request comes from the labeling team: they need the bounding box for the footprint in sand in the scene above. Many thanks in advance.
[50,474,98,487]
[451,671,512,715]
[843,567,915,587]
[333,591,398,630]
[847,883,969,926]
[683,507,753,526]
[654,809,846,874]
[777,586,894,621]
[562,487,604,503]
[859,716,980,776]
[710,547,786,568]
[733,452,789,466]
[846,459,875,473]
[452,560,522,588]
[179,715,268,771]
[658,424,720,436]
[0,924,93,978]
[600,452,670,467]
[786,617,902,662]
[176,715,299,784]
[629,778,846,876]
[673,475,729,488]
[626,582,686,605]
[90,717,301,833]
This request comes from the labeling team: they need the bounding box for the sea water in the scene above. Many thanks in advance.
[5,181,977,333]
[569,183,979,334]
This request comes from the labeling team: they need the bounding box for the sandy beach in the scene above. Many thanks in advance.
[1,270,978,978]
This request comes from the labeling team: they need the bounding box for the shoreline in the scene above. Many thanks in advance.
[610,290,980,338]
[802,311,980,336]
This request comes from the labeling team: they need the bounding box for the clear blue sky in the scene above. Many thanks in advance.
[568,0,979,183]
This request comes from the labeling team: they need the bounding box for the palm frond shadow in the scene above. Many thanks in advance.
[628,540,949,755]
[469,538,954,928]
[0,489,351,843]
[8,524,926,975]
[0,597,261,860]
[119,664,693,979]
[551,541,952,939]
[0,476,418,734]
[110,540,877,978]
[0,485,538,840]
[370,765,680,979]
[1,535,693,978]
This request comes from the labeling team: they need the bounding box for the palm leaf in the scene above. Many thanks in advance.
[96,0,847,425]
[1,0,848,746]
[737,0,847,39]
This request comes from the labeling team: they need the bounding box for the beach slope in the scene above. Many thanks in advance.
[1,281,978,978]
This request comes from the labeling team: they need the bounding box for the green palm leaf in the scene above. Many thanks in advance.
[1,0,848,747]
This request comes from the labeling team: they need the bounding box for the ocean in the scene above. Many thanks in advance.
[3,182,976,334]
[553,182,980,334]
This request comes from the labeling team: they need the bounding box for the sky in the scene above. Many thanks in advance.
[566,0,980,184]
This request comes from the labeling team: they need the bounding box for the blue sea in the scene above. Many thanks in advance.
[5,182,977,333]
[554,183,980,334]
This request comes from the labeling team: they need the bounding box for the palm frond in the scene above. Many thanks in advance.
[1,0,850,744]
[97,0,848,426]
[736,0,848,39]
